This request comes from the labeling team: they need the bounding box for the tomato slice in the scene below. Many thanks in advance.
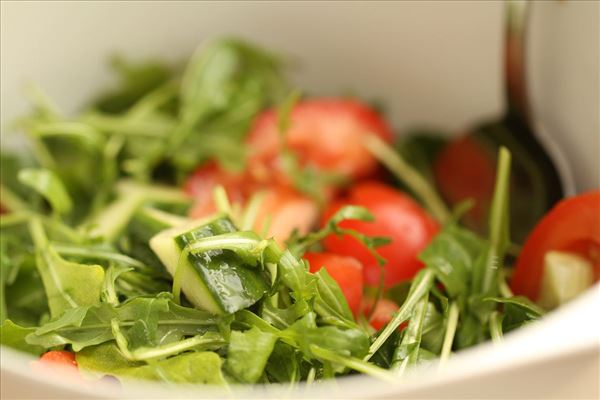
[185,162,253,218]
[433,135,496,230]
[322,182,439,287]
[361,298,400,331]
[246,98,394,185]
[185,163,318,244]
[511,191,600,300]
[253,186,319,244]
[304,252,364,316]
[39,350,78,367]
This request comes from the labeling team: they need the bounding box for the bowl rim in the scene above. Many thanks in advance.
[2,283,598,399]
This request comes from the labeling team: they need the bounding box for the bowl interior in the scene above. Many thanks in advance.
[1,1,599,398]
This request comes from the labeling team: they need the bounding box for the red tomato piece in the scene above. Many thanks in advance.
[185,163,318,244]
[304,252,364,316]
[434,135,496,230]
[246,98,394,185]
[362,298,400,331]
[185,162,252,218]
[39,350,78,367]
[254,186,319,244]
[511,191,600,300]
[322,182,439,287]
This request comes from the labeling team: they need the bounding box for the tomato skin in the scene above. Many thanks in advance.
[185,162,252,218]
[511,191,600,300]
[185,163,318,244]
[362,298,399,331]
[246,99,394,185]
[322,182,439,287]
[253,186,319,244]
[39,350,78,367]
[304,252,364,316]
[434,135,496,230]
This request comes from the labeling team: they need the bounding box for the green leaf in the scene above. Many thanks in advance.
[226,326,278,383]
[29,219,104,318]
[0,320,44,355]
[313,269,354,327]
[94,56,172,114]
[168,38,287,169]
[484,296,544,333]
[284,313,369,360]
[392,293,429,373]
[86,180,189,242]
[419,225,486,298]
[18,168,72,215]
[77,341,226,385]
[287,205,389,264]
[26,294,222,352]
[264,341,301,383]
[309,344,395,382]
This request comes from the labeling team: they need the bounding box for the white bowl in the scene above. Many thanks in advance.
[1,1,599,398]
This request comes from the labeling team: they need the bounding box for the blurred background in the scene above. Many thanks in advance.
[2,1,598,190]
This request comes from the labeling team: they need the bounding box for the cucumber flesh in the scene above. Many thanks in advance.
[150,214,267,314]
[538,251,594,310]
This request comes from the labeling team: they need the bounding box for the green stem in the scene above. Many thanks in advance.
[482,147,512,294]
[392,293,429,375]
[310,345,396,383]
[489,311,504,344]
[439,302,459,366]
[363,134,450,223]
[365,269,435,360]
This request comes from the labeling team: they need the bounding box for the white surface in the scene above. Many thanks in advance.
[1,1,599,399]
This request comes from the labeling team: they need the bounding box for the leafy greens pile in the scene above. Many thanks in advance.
[0,38,544,387]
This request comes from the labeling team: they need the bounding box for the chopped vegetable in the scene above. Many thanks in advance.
[322,181,439,287]
[511,191,600,300]
[0,35,587,389]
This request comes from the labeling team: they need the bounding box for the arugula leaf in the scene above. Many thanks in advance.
[18,168,73,215]
[484,296,544,333]
[260,300,304,330]
[226,326,278,383]
[93,56,173,114]
[391,294,429,374]
[0,320,45,355]
[309,345,395,382]
[77,342,226,385]
[287,205,389,263]
[1,246,48,327]
[26,293,222,352]
[265,341,303,383]
[29,218,104,318]
[313,269,355,327]
[167,38,287,172]
[86,180,189,242]
[283,313,369,361]
[366,269,435,360]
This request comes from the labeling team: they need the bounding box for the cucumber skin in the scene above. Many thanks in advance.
[152,215,268,314]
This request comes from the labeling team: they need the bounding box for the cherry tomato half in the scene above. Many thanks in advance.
[304,252,364,316]
[39,350,78,367]
[362,298,400,331]
[185,163,318,244]
[322,182,439,287]
[246,98,394,186]
[511,191,600,300]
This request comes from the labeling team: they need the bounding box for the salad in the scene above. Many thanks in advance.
[1,38,598,387]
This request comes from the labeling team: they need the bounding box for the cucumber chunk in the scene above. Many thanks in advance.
[538,251,594,310]
[150,214,268,314]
